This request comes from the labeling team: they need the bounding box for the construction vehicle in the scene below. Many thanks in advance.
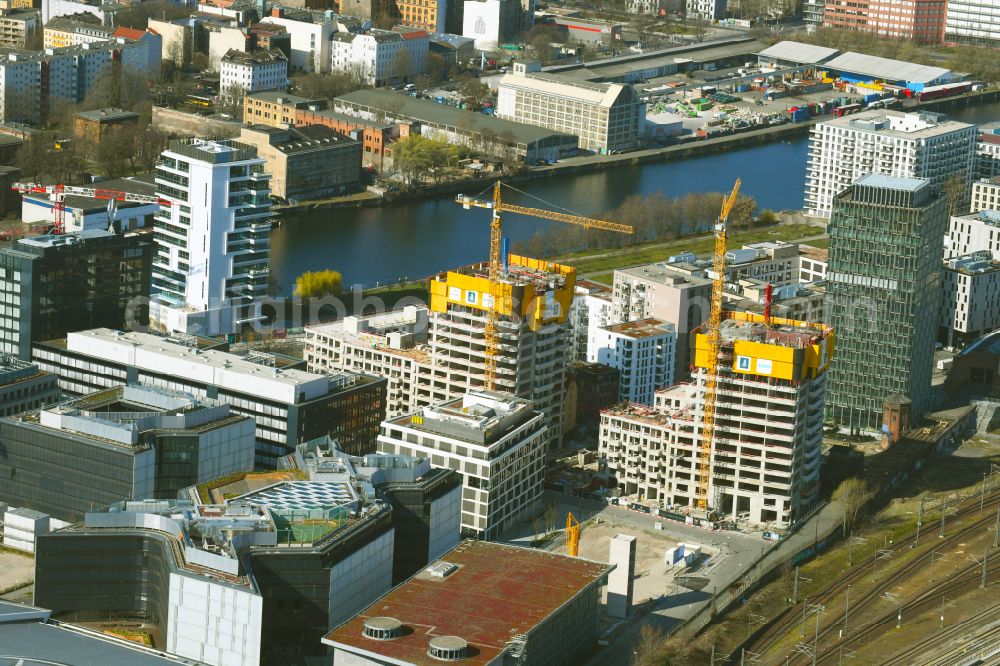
[454,181,633,390]
[566,512,580,557]
[12,182,173,235]
[696,179,742,511]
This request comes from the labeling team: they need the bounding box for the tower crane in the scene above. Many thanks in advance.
[12,182,174,235]
[696,179,742,511]
[455,181,634,390]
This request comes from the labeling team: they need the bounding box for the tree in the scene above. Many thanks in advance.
[633,623,668,666]
[690,16,712,42]
[95,129,133,178]
[833,477,873,538]
[393,134,465,185]
[944,174,967,217]
[392,48,413,82]
[457,79,492,111]
[217,83,245,118]
[426,52,448,83]
[114,0,189,29]
[758,208,779,225]
[295,270,344,298]
[292,72,365,101]
[166,37,185,68]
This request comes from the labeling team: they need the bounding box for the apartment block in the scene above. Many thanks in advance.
[822,0,946,43]
[568,279,612,363]
[238,124,362,201]
[396,0,446,32]
[377,391,546,539]
[978,126,1000,181]
[0,355,59,417]
[0,230,152,360]
[496,60,643,153]
[945,0,1000,46]
[826,174,947,430]
[35,495,394,666]
[32,328,387,466]
[612,263,712,382]
[151,138,272,337]
[307,254,574,446]
[972,178,1000,213]
[0,385,256,522]
[0,8,37,48]
[329,28,428,86]
[43,13,110,48]
[946,208,1000,260]
[687,0,727,20]
[588,318,676,406]
[804,110,977,218]
[220,48,288,95]
[242,90,324,126]
[261,7,339,73]
[599,311,833,527]
[940,251,1000,345]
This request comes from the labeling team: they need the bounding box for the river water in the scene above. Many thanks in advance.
[269,102,1000,293]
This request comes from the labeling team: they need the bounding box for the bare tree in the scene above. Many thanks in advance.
[633,623,668,666]
[833,477,874,538]
[392,48,413,83]
[690,16,712,42]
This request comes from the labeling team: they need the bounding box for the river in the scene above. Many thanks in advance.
[268,102,1000,293]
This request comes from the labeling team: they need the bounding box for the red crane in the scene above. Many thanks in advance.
[11,182,174,234]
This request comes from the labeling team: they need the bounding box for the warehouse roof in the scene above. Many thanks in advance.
[756,41,839,65]
[323,541,612,666]
[335,89,576,146]
[824,52,951,85]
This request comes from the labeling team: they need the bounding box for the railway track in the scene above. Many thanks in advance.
[881,602,1000,666]
[812,557,1000,664]
[739,489,1000,660]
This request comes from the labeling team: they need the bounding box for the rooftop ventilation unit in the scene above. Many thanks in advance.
[426,561,458,578]
[428,636,468,661]
[362,617,403,640]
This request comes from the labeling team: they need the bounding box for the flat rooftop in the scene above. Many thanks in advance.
[821,109,973,140]
[618,263,712,287]
[323,540,613,666]
[603,318,673,339]
[443,257,571,290]
[824,51,951,85]
[716,314,829,348]
[756,40,840,64]
[75,107,139,122]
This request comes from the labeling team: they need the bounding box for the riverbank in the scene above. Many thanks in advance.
[272,88,1000,216]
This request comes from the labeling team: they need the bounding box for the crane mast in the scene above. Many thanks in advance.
[696,179,742,511]
[456,181,633,391]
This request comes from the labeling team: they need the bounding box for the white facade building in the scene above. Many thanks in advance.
[686,0,726,20]
[945,0,1000,47]
[972,178,1000,213]
[496,60,643,153]
[940,251,1000,343]
[220,49,288,95]
[150,138,272,337]
[977,128,1000,181]
[588,318,676,406]
[804,110,977,218]
[568,280,612,362]
[377,391,546,539]
[945,209,1000,260]
[261,12,337,73]
[329,29,427,86]
[462,0,523,50]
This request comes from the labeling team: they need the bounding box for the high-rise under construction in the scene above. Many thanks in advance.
[599,311,833,527]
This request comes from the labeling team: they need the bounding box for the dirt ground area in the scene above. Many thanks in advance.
[578,520,680,605]
[0,549,34,594]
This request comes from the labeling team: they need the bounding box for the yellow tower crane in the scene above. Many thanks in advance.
[566,512,581,557]
[696,179,742,511]
[455,181,634,390]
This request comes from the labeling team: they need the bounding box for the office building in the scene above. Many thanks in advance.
[324,540,613,666]
[462,0,523,50]
[940,252,1000,346]
[588,318,675,406]
[35,496,394,666]
[150,138,273,337]
[826,174,947,430]
[945,208,1000,260]
[238,124,362,201]
[600,311,833,526]
[32,328,388,466]
[822,0,946,43]
[0,230,152,360]
[945,0,1000,47]
[496,61,643,153]
[0,385,256,523]
[804,110,977,218]
[307,254,575,447]
[0,599,206,666]
[377,391,546,539]
[242,90,325,127]
[278,436,462,584]
[219,49,288,95]
[0,8,37,48]
[612,263,713,382]
[0,355,59,417]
